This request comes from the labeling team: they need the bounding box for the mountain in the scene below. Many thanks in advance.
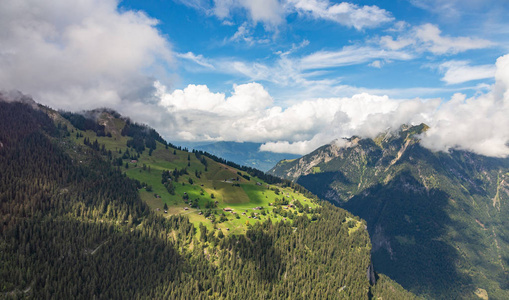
[0,97,415,299]
[192,141,300,172]
[269,124,509,299]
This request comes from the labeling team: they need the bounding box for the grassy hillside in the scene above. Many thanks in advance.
[68,111,320,236]
[0,99,416,299]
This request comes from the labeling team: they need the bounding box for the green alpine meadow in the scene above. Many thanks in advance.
[0,98,415,299]
[2,0,509,299]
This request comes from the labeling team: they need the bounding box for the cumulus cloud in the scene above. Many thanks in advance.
[154,80,439,154]
[259,95,439,154]
[155,82,279,141]
[0,0,173,111]
[420,54,509,157]
[154,53,509,158]
[2,0,508,160]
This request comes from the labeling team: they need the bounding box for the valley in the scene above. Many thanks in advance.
[0,99,415,299]
[270,125,509,299]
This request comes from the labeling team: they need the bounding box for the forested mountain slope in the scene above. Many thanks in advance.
[0,97,414,299]
[269,124,509,299]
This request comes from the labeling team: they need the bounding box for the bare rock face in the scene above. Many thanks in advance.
[269,123,509,299]
[367,263,377,286]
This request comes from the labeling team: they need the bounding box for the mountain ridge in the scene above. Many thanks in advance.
[0,96,416,299]
[269,124,509,299]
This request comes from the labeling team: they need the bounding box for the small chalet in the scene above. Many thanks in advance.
[223,207,233,212]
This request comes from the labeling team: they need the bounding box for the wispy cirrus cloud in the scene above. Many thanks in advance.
[177,52,215,69]
[380,23,494,54]
[177,0,394,31]
[438,60,496,84]
[299,45,413,70]
[286,0,393,30]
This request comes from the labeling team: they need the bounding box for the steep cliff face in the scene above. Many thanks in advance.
[269,124,509,299]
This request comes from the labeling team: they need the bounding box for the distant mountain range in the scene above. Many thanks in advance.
[192,141,300,172]
[269,124,509,299]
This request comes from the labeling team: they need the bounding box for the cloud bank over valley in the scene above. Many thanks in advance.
[1,0,509,158]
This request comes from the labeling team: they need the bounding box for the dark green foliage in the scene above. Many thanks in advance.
[193,150,284,184]
[271,124,509,299]
[0,100,414,299]
[370,274,419,300]
[60,111,106,136]
[194,150,317,199]
[122,119,176,153]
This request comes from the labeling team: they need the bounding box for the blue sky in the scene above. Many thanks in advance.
[121,0,508,100]
[1,0,509,157]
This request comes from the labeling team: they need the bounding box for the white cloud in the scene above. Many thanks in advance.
[287,0,393,30]
[438,60,496,84]
[177,52,215,69]
[185,0,393,31]
[156,82,279,141]
[410,0,497,19]
[369,60,383,68]
[212,0,284,27]
[415,23,494,54]
[299,45,413,70]
[154,53,509,158]
[155,80,439,154]
[409,0,461,18]
[226,22,271,45]
[380,36,414,50]
[380,24,494,55]
[0,0,173,110]
[419,82,509,157]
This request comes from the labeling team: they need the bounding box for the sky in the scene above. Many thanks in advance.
[1,0,509,157]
